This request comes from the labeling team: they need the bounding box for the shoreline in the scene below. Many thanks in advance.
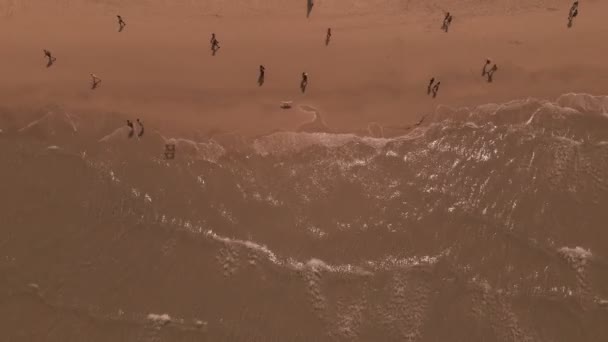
[3,91,606,146]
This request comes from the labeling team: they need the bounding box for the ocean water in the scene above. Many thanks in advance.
[1,93,607,341]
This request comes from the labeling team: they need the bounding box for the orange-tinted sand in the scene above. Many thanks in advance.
[1,0,607,136]
[2,1,608,341]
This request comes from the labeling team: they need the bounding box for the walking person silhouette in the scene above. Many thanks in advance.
[43,49,57,67]
[90,73,101,89]
[136,119,144,137]
[568,1,579,28]
[442,12,453,32]
[210,33,220,55]
[300,72,309,93]
[486,64,498,83]
[427,77,435,95]
[432,81,441,98]
[117,15,126,32]
[258,65,266,86]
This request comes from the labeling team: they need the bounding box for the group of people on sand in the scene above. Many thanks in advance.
[42,15,129,88]
[41,16,321,93]
[41,3,582,102]
[126,119,144,138]
[43,50,103,89]
[256,64,308,92]
[426,58,498,98]
[219,29,326,92]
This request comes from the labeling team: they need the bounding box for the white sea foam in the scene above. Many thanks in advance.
[558,246,592,272]
[19,111,78,135]
[252,131,391,156]
[147,313,171,324]
[556,93,608,114]
[162,137,226,162]
[98,126,131,143]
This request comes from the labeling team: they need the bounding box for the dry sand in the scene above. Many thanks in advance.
[1,0,607,136]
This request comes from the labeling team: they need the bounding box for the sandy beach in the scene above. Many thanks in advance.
[2,1,608,341]
[1,0,607,136]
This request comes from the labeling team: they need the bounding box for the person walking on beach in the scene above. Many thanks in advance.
[90,73,101,89]
[117,15,126,31]
[210,33,220,54]
[432,81,441,98]
[568,1,579,28]
[136,118,144,137]
[326,28,332,45]
[307,0,314,18]
[486,64,498,83]
[43,49,56,67]
[258,65,266,86]
[482,59,492,76]
[442,12,453,32]
[300,72,309,92]
[427,77,435,95]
